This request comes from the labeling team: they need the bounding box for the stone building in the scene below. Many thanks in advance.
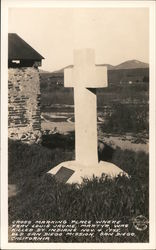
[8,33,44,143]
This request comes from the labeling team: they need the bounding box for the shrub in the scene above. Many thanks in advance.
[101,103,149,133]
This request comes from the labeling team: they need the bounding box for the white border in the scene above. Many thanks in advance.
[1,1,156,249]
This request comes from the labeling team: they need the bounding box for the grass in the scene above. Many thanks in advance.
[40,83,148,111]
[8,133,149,243]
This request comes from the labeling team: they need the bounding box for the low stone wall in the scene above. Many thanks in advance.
[8,67,41,143]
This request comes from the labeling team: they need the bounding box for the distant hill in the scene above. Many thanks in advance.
[98,60,149,70]
[51,60,149,73]
[39,69,51,74]
[40,59,149,88]
[114,60,149,70]
[53,65,73,74]
[96,64,114,70]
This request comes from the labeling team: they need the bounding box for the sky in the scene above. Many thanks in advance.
[8,8,149,72]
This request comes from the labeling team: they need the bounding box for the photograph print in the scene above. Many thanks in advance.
[1,1,156,249]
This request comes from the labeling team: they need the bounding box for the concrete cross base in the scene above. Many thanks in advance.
[48,161,128,185]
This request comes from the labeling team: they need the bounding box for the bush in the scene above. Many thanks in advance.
[102,103,149,133]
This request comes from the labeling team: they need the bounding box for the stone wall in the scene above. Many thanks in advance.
[8,67,41,143]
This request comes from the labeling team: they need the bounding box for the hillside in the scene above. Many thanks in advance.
[39,60,149,100]
[96,64,114,70]
[53,65,73,74]
[40,67,149,89]
[114,60,149,70]
[47,59,149,74]
[108,68,149,84]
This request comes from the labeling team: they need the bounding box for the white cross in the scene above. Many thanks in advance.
[64,49,108,166]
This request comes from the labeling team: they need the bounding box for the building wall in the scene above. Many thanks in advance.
[8,67,41,143]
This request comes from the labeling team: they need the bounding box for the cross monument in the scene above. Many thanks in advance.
[48,49,127,184]
[64,49,107,166]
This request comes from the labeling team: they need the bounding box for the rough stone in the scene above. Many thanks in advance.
[8,67,41,143]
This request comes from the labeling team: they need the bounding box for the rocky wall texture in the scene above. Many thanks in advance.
[8,67,41,143]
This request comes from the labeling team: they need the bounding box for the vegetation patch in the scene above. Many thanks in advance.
[41,82,148,110]
[8,135,149,243]
[101,103,148,134]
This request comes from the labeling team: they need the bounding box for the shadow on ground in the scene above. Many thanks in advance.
[42,131,115,162]
[41,131,75,151]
